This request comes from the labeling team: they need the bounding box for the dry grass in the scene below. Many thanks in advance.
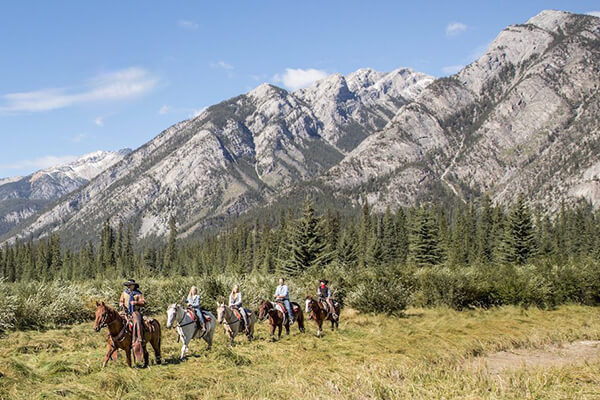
[0,305,599,399]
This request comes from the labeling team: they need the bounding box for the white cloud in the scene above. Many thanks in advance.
[94,116,104,126]
[446,22,467,36]
[72,133,87,143]
[0,155,78,171]
[210,60,234,70]
[587,11,600,18]
[441,65,464,75]
[158,105,170,114]
[0,67,158,113]
[178,20,199,30]
[273,68,328,91]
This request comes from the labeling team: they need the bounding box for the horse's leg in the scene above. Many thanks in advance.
[285,321,290,336]
[278,323,283,340]
[154,326,162,364]
[142,342,149,368]
[229,330,235,347]
[298,312,305,333]
[269,322,275,342]
[317,318,323,337]
[102,344,116,367]
[125,344,133,368]
[248,322,254,341]
[205,324,214,350]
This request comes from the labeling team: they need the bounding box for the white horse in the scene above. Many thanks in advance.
[166,304,215,359]
[216,302,255,347]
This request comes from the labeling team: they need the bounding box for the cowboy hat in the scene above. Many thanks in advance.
[319,279,329,285]
[123,279,139,288]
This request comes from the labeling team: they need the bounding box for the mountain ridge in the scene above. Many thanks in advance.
[4,9,600,247]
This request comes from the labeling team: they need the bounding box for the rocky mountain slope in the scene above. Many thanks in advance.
[324,10,600,211]
[0,150,131,236]
[4,10,600,246]
[2,68,432,245]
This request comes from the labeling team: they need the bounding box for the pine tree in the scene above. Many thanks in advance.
[395,208,409,265]
[337,223,359,270]
[501,195,537,264]
[165,216,178,274]
[358,200,372,268]
[409,206,443,266]
[381,206,399,264]
[283,197,329,275]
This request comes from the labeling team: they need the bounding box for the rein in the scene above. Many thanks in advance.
[179,308,197,328]
[221,307,240,327]
[99,308,129,344]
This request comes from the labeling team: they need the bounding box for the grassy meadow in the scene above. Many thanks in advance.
[0,305,599,399]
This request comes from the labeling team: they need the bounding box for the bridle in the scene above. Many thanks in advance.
[169,305,196,328]
[218,305,240,327]
[96,309,120,331]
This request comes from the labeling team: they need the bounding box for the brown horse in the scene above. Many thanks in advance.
[305,296,340,337]
[258,300,305,341]
[93,302,162,368]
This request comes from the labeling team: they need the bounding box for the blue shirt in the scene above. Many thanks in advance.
[187,294,200,308]
[275,284,289,300]
[124,289,142,314]
[229,293,242,307]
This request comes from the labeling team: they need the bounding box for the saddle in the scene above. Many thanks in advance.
[186,309,212,323]
[232,308,251,331]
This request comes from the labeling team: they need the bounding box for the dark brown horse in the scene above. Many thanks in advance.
[93,302,162,368]
[258,300,304,341]
[305,296,340,337]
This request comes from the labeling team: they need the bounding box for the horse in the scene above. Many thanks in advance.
[305,296,340,337]
[258,300,305,341]
[93,302,161,368]
[216,303,256,347]
[166,303,216,359]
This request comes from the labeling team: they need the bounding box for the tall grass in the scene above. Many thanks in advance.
[0,306,599,399]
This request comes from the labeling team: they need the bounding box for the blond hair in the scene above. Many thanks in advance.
[230,284,240,298]
[188,286,198,298]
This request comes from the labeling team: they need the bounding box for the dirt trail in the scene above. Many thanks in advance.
[469,340,600,374]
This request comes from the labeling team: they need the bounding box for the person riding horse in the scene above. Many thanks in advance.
[317,279,338,320]
[186,286,206,336]
[118,279,146,350]
[229,285,249,334]
[274,277,294,324]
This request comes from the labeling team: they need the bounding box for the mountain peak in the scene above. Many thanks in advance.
[526,10,573,31]
[248,83,287,99]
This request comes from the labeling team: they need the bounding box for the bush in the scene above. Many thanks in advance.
[346,266,412,315]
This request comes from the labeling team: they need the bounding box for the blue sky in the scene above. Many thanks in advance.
[0,1,598,178]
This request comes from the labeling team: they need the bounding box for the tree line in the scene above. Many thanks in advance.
[1,195,600,283]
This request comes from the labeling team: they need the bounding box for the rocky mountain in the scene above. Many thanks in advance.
[2,68,432,246]
[324,10,600,211]
[4,10,599,247]
[0,149,131,236]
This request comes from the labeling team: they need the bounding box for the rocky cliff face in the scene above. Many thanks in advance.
[5,10,599,246]
[324,10,600,211]
[3,68,432,245]
[0,150,131,236]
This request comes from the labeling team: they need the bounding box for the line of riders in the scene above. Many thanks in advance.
[118,276,340,343]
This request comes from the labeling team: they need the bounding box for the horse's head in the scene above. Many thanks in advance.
[166,303,180,329]
[93,301,111,332]
[216,302,227,324]
[305,296,315,314]
[258,299,272,322]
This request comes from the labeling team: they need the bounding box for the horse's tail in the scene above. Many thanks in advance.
[154,320,162,362]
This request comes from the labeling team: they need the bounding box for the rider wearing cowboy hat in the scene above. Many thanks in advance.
[119,279,147,343]
[317,279,338,320]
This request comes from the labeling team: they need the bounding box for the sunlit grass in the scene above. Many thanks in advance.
[0,305,599,399]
